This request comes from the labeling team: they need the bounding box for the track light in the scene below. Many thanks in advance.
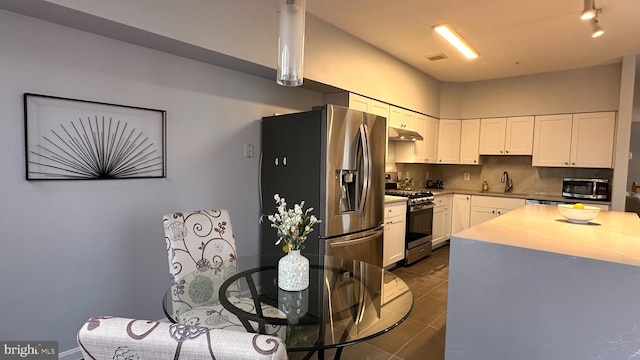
[580,0,596,20]
[591,18,605,38]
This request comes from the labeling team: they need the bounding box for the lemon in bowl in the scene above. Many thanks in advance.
[557,203,600,224]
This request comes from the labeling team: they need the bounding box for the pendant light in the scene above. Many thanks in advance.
[277,0,306,86]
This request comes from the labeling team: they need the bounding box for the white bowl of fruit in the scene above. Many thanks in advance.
[557,203,600,224]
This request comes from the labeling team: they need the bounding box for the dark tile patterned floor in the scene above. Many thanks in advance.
[294,244,450,360]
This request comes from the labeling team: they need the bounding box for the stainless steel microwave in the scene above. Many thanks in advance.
[562,178,609,200]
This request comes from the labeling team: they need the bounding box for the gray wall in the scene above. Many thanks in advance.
[0,9,324,352]
[440,64,621,119]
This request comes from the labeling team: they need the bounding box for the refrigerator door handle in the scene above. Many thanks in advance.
[328,228,383,248]
[358,123,371,215]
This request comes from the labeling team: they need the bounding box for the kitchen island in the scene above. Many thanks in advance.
[445,205,640,360]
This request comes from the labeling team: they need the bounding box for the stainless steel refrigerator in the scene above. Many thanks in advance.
[259,105,386,315]
[260,104,386,265]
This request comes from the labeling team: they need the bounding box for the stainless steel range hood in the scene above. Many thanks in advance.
[387,127,424,141]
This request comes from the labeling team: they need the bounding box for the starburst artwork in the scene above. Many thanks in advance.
[24,93,166,180]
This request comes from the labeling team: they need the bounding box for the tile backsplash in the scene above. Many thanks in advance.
[395,156,613,196]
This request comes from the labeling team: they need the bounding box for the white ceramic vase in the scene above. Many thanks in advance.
[278,250,309,291]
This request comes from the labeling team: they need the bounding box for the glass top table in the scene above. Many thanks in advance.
[163,255,413,359]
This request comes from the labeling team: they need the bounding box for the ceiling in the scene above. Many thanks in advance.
[307,0,640,83]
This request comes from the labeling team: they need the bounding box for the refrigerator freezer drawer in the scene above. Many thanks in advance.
[326,226,383,268]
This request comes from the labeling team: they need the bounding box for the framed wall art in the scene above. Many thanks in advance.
[24,93,166,180]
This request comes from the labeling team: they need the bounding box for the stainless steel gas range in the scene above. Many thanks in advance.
[385,188,435,265]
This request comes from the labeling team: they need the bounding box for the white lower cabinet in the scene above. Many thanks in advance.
[432,194,452,247]
[383,201,406,267]
[451,194,471,234]
[469,196,526,227]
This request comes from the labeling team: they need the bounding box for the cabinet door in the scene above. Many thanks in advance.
[394,112,425,163]
[432,205,446,246]
[479,118,506,155]
[347,93,369,112]
[443,198,452,241]
[423,117,439,163]
[412,113,426,161]
[460,119,480,165]
[452,194,471,234]
[383,218,406,267]
[505,116,534,155]
[570,112,615,168]
[469,206,496,227]
[369,99,390,118]
[532,114,573,167]
[389,106,414,129]
[437,120,461,164]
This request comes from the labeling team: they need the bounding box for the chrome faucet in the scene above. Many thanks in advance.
[501,171,513,193]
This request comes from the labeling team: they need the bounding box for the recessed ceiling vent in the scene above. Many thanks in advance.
[425,53,448,61]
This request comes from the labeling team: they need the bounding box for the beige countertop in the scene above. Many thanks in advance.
[454,204,640,266]
[384,195,407,204]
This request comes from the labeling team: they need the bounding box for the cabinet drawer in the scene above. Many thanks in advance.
[385,202,406,218]
[433,194,453,208]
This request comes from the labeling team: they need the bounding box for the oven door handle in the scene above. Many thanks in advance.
[409,203,435,212]
[328,228,383,248]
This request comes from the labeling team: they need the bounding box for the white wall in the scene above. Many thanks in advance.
[0,9,324,353]
[440,64,621,119]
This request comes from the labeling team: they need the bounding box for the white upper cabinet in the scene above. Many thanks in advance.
[479,116,534,155]
[505,116,535,155]
[326,92,390,118]
[395,113,425,163]
[570,112,616,168]
[459,119,480,165]
[437,119,461,164]
[423,117,439,163]
[532,114,573,166]
[479,118,506,155]
[347,93,369,112]
[389,106,415,130]
[533,112,615,168]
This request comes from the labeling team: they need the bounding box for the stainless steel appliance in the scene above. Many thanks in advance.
[260,105,386,317]
[260,104,386,265]
[384,188,435,265]
[562,178,609,200]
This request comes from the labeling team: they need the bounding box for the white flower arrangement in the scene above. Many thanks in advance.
[268,194,321,252]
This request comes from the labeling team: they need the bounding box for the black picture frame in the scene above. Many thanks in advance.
[24,93,167,180]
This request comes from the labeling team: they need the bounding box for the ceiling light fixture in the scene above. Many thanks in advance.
[591,17,605,38]
[277,0,306,86]
[580,0,596,20]
[433,24,478,59]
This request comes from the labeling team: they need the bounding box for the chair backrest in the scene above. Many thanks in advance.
[77,316,289,360]
[163,209,237,282]
[163,209,241,320]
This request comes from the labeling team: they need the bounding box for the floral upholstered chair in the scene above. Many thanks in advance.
[77,316,288,360]
[163,209,284,336]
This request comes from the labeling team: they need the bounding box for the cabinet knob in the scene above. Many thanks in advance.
[571,162,576,165]
[564,162,569,165]
[500,150,504,154]
[505,150,509,154]
[466,197,469,200]
[492,210,496,214]
[439,159,442,162]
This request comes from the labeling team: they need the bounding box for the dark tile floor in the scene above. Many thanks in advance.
[299,244,450,360]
